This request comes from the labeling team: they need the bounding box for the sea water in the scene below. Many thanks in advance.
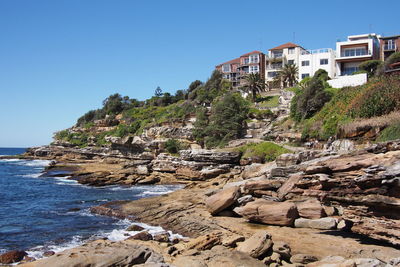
[0,148,182,259]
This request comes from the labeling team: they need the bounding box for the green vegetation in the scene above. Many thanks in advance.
[193,93,250,148]
[275,64,299,88]
[243,73,266,102]
[235,142,292,162]
[299,74,400,140]
[290,69,333,122]
[358,60,383,78]
[377,122,400,142]
[54,130,89,147]
[164,139,183,155]
[256,95,279,108]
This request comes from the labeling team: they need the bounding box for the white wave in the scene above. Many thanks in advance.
[20,160,52,167]
[26,235,85,259]
[0,158,21,162]
[22,173,42,178]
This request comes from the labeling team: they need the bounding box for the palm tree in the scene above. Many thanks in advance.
[278,64,299,88]
[244,73,266,102]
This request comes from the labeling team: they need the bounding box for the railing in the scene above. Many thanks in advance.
[266,64,283,70]
[384,44,396,51]
[301,48,333,55]
[267,52,283,58]
[340,49,371,57]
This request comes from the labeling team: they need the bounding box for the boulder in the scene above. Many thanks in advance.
[294,217,337,230]
[129,231,153,241]
[296,199,326,219]
[236,231,273,258]
[185,232,222,251]
[242,180,282,194]
[153,232,170,243]
[276,153,299,167]
[127,224,145,232]
[0,250,27,264]
[205,186,240,215]
[290,254,318,264]
[272,241,291,262]
[234,199,299,226]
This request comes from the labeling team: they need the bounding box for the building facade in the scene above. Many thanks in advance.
[298,48,336,80]
[379,35,400,61]
[216,51,265,88]
[335,33,380,76]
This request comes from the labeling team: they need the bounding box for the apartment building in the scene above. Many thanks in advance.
[215,58,240,87]
[380,35,400,61]
[265,42,303,82]
[335,33,380,76]
[216,51,265,88]
[266,42,336,82]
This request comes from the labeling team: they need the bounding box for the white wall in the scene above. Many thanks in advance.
[327,73,367,88]
[298,49,336,80]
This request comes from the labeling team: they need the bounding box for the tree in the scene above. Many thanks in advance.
[278,64,299,88]
[244,73,266,102]
[359,60,383,78]
[155,86,162,97]
[188,80,203,92]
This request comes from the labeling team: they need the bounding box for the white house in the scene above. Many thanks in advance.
[335,33,380,76]
[298,48,336,80]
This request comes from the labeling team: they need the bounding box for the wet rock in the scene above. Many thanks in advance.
[127,224,145,232]
[129,231,153,241]
[294,217,337,230]
[42,251,55,257]
[297,199,326,219]
[234,199,299,226]
[236,231,273,258]
[0,250,27,264]
[205,186,240,215]
[153,232,170,243]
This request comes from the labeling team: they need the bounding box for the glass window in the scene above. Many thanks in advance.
[288,60,294,65]
[288,48,295,54]
[250,65,259,73]
[222,64,231,72]
[301,60,310,66]
[301,73,310,79]
[250,54,259,63]
[320,59,328,65]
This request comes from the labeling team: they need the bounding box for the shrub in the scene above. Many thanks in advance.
[235,142,292,162]
[358,60,383,78]
[377,122,400,142]
[165,139,182,154]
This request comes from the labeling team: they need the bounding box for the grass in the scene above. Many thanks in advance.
[376,122,400,142]
[235,141,292,162]
[256,95,280,108]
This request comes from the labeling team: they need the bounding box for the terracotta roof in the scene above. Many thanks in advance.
[216,57,240,67]
[269,42,300,51]
[240,50,263,57]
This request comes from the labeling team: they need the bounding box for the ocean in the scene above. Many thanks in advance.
[0,147,182,259]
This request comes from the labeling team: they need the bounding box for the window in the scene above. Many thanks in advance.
[250,54,259,63]
[301,73,310,79]
[288,60,294,65]
[268,71,277,78]
[301,60,310,66]
[320,59,328,65]
[288,48,295,54]
[222,64,231,73]
[249,65,259,73]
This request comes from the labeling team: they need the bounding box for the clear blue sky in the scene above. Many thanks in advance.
[0,0,399,147]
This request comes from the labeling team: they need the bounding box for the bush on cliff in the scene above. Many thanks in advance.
[290,70,332,122]
[236,141,292,162]
[194,93,250,148]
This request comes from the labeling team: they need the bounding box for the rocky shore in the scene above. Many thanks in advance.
[2,139,400,266]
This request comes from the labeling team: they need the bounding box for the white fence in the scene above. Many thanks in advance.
[327,73,368,88]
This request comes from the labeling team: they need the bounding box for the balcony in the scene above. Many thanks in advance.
[266,64,283,70]
[384,44,396,51]
[339,49,371,58]
[301,48,333,55]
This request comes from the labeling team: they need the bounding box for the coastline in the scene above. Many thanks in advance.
[3,141,400,266]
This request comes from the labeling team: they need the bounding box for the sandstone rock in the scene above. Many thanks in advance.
[179,150,241,164]
[153,232,170,243]
[290,254,318,264]
[42,251,55,257]
[237,195,254,205]
[296,199,326,219]
[0,250,27,264]
[234,199,299,226]
[307,255,345,267]
[136,176,160,185]
[277,173,303,200]
[241,162,275,179]
[20,239,164,267]
[127,224,145,232]
[342,258,385,267]
[173,245,265,267]
[129,231,153,241]
[221,234,245,247]
[205,186,240,215]
[242,180,282,194]
[236,231,273,258]
[270,166,299,178]
[304,165,331,175]
[185,232,222,251]
[323,206,337,216]
[272,241,291,262]
[294,217,337,230]
[337,219,353,231]
[276,153,299,167]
